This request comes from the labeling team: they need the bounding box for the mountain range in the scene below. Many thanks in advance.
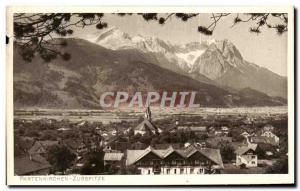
[87,27,287,99]
[13,27,287,109]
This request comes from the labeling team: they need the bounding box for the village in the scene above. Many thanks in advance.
[14,107,288,175]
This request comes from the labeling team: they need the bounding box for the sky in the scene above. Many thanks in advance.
[73,13,288,77]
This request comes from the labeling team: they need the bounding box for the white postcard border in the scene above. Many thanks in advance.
[6,6,295,185]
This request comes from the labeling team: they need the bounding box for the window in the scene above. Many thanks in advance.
[195,160,200,165]
[180,168,184,174]
[190,168,194,174]
[251,161,256,164]
[252,155,256,159]
[148,169,151,174]
[166,169,170,174]
[150,161,153,165]
[199,168,204,174]
[172,160,176,165]
[174,169,177,174]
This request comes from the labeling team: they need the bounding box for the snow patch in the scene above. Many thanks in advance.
[206,39,216,45]
[176,50,206,68]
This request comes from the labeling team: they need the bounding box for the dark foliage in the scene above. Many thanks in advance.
[266,156,288,174]
[220,143,235,162]
[80,149,105,175]
[47,145,76,174]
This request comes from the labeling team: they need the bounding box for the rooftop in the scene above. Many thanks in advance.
[126,145,224,168]
[15,154,51,175]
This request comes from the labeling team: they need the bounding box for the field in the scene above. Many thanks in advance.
[14,106,288,124]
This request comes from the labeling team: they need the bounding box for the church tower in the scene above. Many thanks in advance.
[144,106,152,121]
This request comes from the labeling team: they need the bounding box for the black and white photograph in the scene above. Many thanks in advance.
[6,6,295,185]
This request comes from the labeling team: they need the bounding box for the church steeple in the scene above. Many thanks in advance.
[145,106,152,121]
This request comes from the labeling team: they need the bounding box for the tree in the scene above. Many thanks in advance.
[80,149,105,175]
[220,143,235,162]
[13,13,288,62]
[25,129,40,137]
[47,145,76,174]
[144,13,288,35]
[266,156,288,174]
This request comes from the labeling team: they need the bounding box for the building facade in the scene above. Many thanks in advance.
[125,145,223,175]
[235,144,258,168]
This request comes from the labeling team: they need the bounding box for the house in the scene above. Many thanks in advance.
[240,131,250,138]
[63,139,88,155]
[133,119,162,136]
[212,127,229,137]
[235,144,258,168]
[28,140,59,156]
[172,126,207,136]
[15,154,51,175]
[104,152,124,168]
[263,124,275,132]
[100,135,112,147]
[215,131,224,136]
[250,136,279,146]
[189,126,208,135]
[74,156,86,168]
[133,106,162,136]
[14,137,35,155]
[176,126,190,131]
[220,126,229,136]
[260,130,279,144]
[111,129,117,136]
[207,126,216,137]
[243,117,254,125]
[125,145,224,175]
[194,142,207,148]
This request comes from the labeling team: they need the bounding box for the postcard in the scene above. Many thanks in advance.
[6,6,295,185]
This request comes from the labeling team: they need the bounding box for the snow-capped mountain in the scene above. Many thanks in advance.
[85,27,287,99]
[86,27,210,72]
[86,27,246,73]
[87,27,174,52]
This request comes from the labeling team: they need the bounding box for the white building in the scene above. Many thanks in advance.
[235,144,258,168]
[261,131,279,144]
[125,145,224,175]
